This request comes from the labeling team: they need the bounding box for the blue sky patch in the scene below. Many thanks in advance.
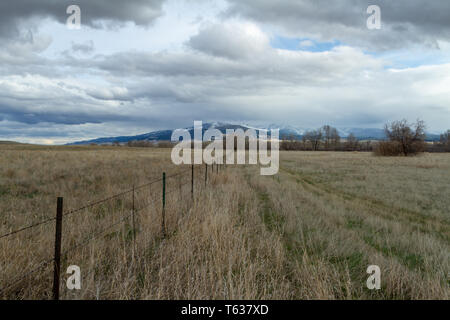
[270,35,340,52]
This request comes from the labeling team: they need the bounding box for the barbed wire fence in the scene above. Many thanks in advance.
[0,162,227,300]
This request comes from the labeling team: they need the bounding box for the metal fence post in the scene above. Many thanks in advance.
[132,185,136,258]
[52,197,63,300]
[191,164,194,200]
[161,172,166,237]
[205,164,207,186]
[178,172,182,200]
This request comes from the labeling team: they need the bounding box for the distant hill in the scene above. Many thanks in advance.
[68,122,250,145]
[67,122,441,145]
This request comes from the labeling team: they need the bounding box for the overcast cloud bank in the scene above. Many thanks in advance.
[0,0,449,144]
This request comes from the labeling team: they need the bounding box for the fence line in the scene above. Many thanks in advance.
[0,168,191,240]
[0,217,56,240]
[0,162,226,299]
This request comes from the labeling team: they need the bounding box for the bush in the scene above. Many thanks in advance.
[126,140,154,148]
[373,140,425,156]
[373,141,403,156]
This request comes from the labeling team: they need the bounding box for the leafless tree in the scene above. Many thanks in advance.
[304,129,322,151]
[382,119,426,156]
[363,140,372,152]
[321,125,341,150]
[330,127,341,150]
[440,130,450,145]
[345,133,359,151]
[440,130,450,151]
[322,125,332,150]
[281,134,301,150]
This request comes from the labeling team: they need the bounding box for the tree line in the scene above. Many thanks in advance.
[96,120,450,156]
[280,125,372,152]
[281,120,450,155]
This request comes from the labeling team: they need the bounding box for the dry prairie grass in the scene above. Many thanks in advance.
[0,145,290,299]
[255,151,449,299]
[0,145,449,299]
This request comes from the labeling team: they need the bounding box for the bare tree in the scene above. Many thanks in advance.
[440,130,450,151]
[280,134,302,150]
[345,133,359,151]
[301,134,309,150]
[322,125,331,150]
[330,127,341,150]
[304,129,322,151]
[383,119,426,156]
[440,130,450,145]
[363,140,372,152]
[321,125,340,150]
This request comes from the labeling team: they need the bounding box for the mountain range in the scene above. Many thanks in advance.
[68,122,441,145]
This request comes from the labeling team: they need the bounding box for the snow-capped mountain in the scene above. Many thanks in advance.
[68,122,440,145]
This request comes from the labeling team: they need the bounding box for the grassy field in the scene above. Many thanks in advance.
[0,144,448,299]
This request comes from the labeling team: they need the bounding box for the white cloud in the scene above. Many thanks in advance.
[188,22,269,60]
[0,0,449,144]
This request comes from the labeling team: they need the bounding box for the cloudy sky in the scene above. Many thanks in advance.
[1,0,449,144]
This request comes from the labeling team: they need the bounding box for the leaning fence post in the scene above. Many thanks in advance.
[52,197,63,300]
[191,164,194,200]
[161,172,166,237]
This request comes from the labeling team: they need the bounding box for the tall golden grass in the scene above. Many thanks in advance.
[0,145,448,299]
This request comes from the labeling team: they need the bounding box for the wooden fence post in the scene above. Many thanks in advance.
[52,197,63,300]
[161,172,166,237]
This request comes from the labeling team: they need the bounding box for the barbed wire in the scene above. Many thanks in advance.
[61,212,134,257]
[0,167,192,240]
[0,164,221,298]
[0,257,53,297]
[0,217,56,240]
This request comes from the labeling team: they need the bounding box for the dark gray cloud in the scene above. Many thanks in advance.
[0,0,166,38]
[2,20,449,139]
[225,0,450,50]
[0,100,130,125]
[0,1,449,143]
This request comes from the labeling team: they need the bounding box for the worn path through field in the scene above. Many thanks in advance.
[241,163,449,299]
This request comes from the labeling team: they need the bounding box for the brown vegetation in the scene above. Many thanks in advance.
[374,119,426,157]
[0,144,448,299]
[281,126,372,152]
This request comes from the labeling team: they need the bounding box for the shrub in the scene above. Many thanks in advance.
[374,119,426,156]
[373,141,403,156]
